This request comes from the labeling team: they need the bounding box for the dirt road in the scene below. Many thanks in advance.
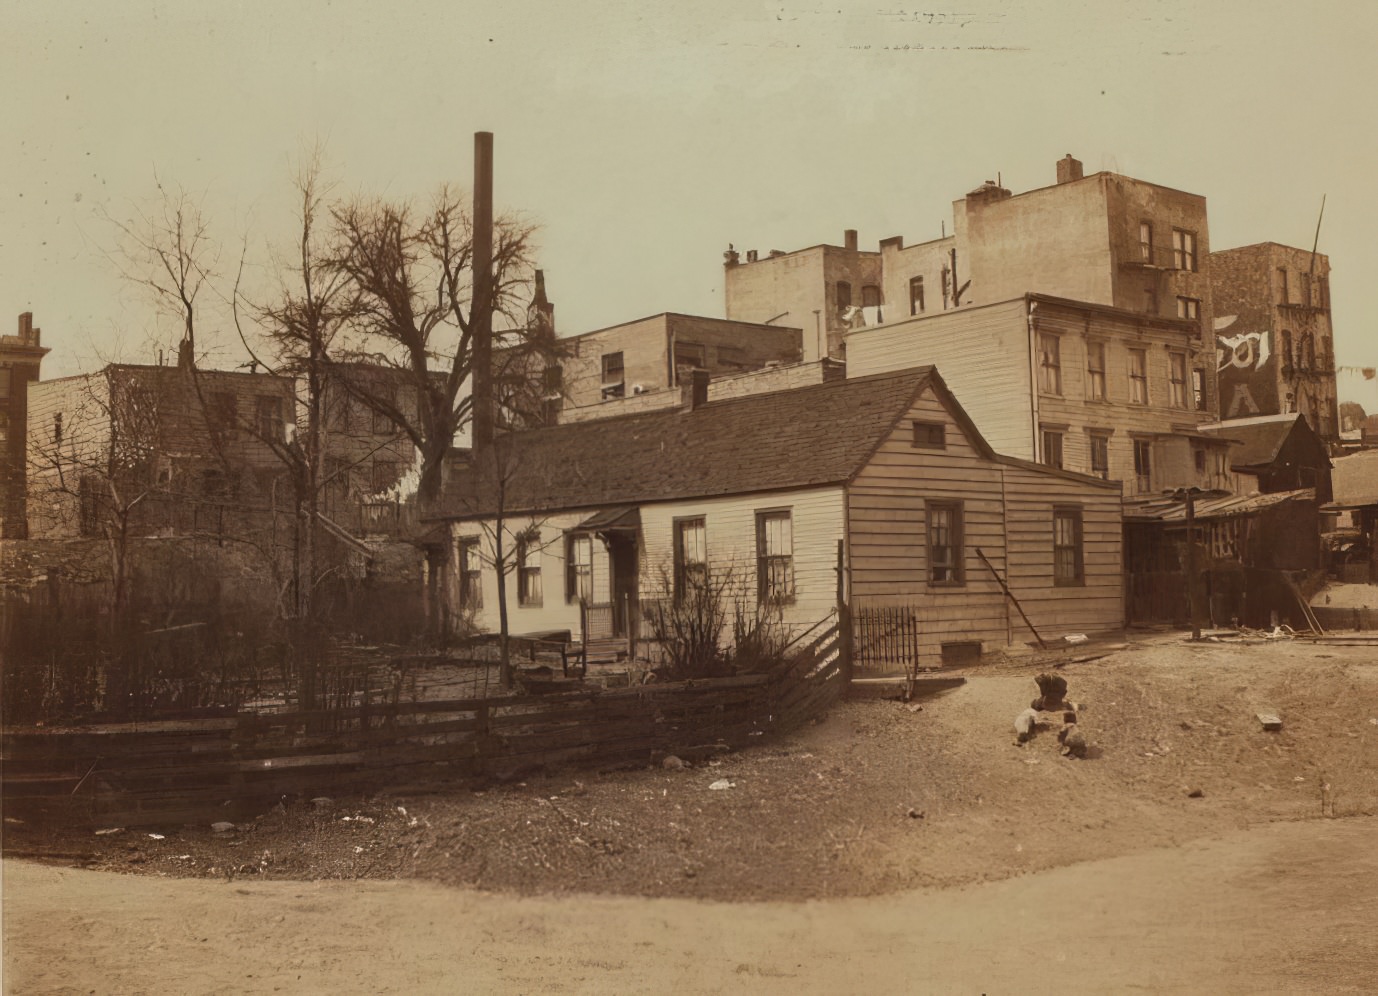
[6,815,1377,995]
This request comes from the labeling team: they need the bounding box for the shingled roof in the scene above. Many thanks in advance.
[440,366,955,519]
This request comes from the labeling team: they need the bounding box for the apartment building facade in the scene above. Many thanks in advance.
[846,294,1232,497]
[1210,242,1339,442]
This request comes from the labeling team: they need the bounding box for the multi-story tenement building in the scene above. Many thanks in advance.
[513,312,804,424]
[722,233,881,362]
[1209,242,1339,442]
[725,156,1215,384]
[846,294,1231,497]
[1,313,50,538]
[26,360,296,540]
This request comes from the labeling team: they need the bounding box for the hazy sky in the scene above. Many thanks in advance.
[4,1,1376,405]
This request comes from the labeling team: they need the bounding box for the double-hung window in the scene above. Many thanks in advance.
[566,534,593,604]
[674,517,708,600]
[756,510,794,605]
[926,500,964,585]
[1038,333,1062,395]
[517,530,542,607]
[1086,342,1107,401]
[1053,508,1085,586]
[1172,229,1197,271]
[1129,349,1149,405]
[1169,352,1188,409]
[458,537,483,609]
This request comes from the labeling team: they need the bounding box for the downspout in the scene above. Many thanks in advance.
[1027,296,1041,461]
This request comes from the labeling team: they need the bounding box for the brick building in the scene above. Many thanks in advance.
[1209,242,1339,442]
[1,313,49,538]
[26,361,295,540]
[724,156,1215,384]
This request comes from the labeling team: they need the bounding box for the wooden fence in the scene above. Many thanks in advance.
[2,618,845,828]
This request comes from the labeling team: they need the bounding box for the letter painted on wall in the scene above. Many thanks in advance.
[1214,315,1279,419]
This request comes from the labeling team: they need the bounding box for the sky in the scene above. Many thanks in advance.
[4,1,1377,408]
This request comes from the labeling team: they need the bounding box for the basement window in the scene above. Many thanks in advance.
[940,641,982,666]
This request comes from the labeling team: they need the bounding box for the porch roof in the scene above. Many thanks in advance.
[1123,487,1315,523]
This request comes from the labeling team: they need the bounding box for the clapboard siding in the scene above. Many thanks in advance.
[639,487,844,630]
[997,459,1123,635]
[845,300,1035,458]
[847,387,1013,660]
[846,385,1123,667]
[448,487,845,642]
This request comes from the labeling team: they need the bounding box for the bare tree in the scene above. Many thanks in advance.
[329,187,547,507]
[101,176,219,363]
[232,151,366,621]
[459,434,561,688]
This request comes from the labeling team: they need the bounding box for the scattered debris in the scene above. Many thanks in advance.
[907,808,925,819]
[708,779,735,791]
[662,755,686,770]
[1257,713,1283,732]
[905,702,923,713]
[148,833,165,840]
[1014,707,1038,744]
[1062,633,1089,644]
[94,827,123,836]
[210,822,236,834]
[1186,788,1204,799]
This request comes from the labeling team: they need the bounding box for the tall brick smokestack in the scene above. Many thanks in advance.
[471,131,495,450]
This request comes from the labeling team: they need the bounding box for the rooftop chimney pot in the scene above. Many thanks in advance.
[1057,154,1084,184]
[844,229,858,251]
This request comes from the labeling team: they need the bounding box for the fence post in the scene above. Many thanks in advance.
[836,539,853,683]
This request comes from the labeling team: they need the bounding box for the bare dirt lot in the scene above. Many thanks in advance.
[5,633,1378,992]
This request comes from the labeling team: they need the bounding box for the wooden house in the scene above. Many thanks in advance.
[1198,412,1332,502]
[434,366,1123,670]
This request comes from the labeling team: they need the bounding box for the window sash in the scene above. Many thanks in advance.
[1129,350,1148,404]
[674,518,708,599]
[459,539,483,608]
[518,533,542,606]
[1169,353,1188,408]
[1042,430,1063,469]
[1053,509,1085,585]
[927,502,963,585]
[1089,436,1110,478]
[1087,342,1107,400]
[566,534,593,603]
[1038,334,1062,394]
[756,511,794,603]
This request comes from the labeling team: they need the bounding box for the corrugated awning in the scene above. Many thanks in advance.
[572,506,641,532]
[1124,488,1315,523]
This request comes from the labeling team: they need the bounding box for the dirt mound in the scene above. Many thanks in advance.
[7,635,1377,902]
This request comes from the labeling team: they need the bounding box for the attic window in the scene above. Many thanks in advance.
[912,420,945,449]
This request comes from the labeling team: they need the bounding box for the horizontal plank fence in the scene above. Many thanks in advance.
[2,618,844,828]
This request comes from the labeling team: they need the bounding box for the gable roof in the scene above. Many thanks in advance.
[440,366,978,518]
[1197,413,1324,470]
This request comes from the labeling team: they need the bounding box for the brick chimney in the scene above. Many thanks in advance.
[683,368,710,410]
[844,229,858,251]
[1057,154,1084,184]
[16,312,39,346]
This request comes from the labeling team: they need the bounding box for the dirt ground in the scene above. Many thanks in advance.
[5,633,1378,991]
